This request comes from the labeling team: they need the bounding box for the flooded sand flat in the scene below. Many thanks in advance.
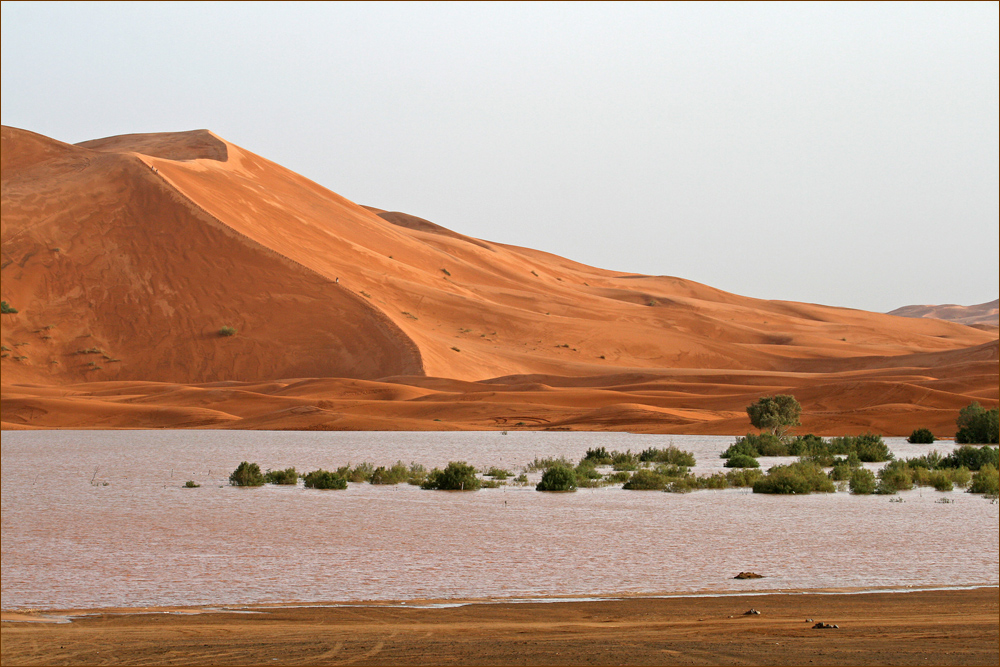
[1,430,997,611]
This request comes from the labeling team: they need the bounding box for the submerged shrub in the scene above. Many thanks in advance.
[638,446,696,466]
[421,461,481,491]
[725,453,760,469]
[752,462,834,494]
[955,403,1000,444]
[611,450,639,471]
[907,428,936,444]
[303,469,348,489]
[968,464,999,495]
[828,461,852,481]
[582,447,613,465]
[336,462,375,483]
[264,467,298,485]
[184,480,200,488]
[849,468,877,495]
[484,466,511,480]
[722,433,787,458]
[941,445,1000,472]
[370,461,410,485]
[536,465,577,492]
[725,468,764,488]
[622,468,669,490]
[229,461,264,487]
[604,471,631,485]
[525,456,575,472]
[876,461,913,494]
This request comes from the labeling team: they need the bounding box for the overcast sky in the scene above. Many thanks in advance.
[3,2,997,312]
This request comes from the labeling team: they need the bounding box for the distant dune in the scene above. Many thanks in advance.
[2,125,997,435]
[888,299,999,328]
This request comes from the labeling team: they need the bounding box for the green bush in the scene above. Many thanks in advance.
[264,467,299,485]
[906,450,944,470]
[229,461,264,487]
[955,403,1000,444]
[406,462,428,485]
[219,326,237,337]
[0,301,17,314]
[828,461,852,481]
[752,462,835,494]
[786,434,827,456]
[968,464,999,495]
[536,465,577,492]
[484,466,511,480]
[876,461,913,494]
[724,453,760,468]
[849,468,877,495]
[421,461,481,490]
[184,480,200,488]
[638,446,696,466]
[941,445,1000,471]
[582,447,613,465]
[370,461,410,485]
[525,456,575,472]
[605,471,631,485]
[303,469,348,489]
[336,462,375,483]
[611,450,639,471]
[622,468,669,490]
[907,428,936,444]
[698,472,731,490]
[725,468,764,488]
[722,433,787,458]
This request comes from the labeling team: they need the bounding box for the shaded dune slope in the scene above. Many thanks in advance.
[2,125,997,434]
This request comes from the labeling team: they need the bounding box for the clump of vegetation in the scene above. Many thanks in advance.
[582,447,613,465]
[303,469,348,489]
[609,450,639,471]
[638,445,696,466]
[725,453,760,469]
[721,433,787,458]
[421,461,481,490]
[264,467,299,485]
[622,468,670,490]
[752,461,835,494]
[1,301,18,314]
[969,464,999,496]
[955,403,999,444]
[849,468,877,495]
[184,480,200,488]
[536,465,577,492]
[333,462,375,483]
[219,326,237,337]
[370,461,412,485]
[405,462,428,486]
[484,466,510,480]
[746,394,801,439]
[725,468,764,488]
[875,460,913,494]
[525,455,575,472]
[907,428,936,444]
[229,461,264,487]
[940,445,999,471]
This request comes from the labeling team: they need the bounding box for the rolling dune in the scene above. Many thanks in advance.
[2,125,997,434]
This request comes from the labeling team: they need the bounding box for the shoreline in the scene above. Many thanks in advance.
[2,588,997,665]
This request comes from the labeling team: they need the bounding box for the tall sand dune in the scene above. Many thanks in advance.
[3,125,996,434]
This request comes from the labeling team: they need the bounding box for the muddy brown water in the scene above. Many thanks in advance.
[2,430,996,610]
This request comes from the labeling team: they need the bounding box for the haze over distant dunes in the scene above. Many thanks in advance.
[2,126,997,434]
[888,299,999,328]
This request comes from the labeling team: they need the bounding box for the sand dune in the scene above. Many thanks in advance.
[888,299,999,327]
[2,125,997,434]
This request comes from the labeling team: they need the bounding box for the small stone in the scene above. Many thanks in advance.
[743,608,761,616]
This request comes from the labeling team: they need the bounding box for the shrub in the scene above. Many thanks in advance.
[786,434,827,456]
[337,462,375,483]
[610,450,639,471]
[264,467,299,485]
[525,456,574,472]
[421,461,481,490]
[828,461,852,481]
[371,461,411,485]
[219,326,237,337]
[698,473,731,490]
[851,433,894,462]
[605,471,631,485]
[722,433,788,458]
[849,468,877,495]
[1,301,17,314]
[484,466,511,480]
[941,445,1000,471]
[752,462,834,494]
[907,428,936,444]
[746,394,801,439]
[536,465,577,492]
[968,464,999,495]
[955,403,1000,444]
[622,468,669,490]
[725,468,763,488]
[906,450,944,470]
[229,461,265,487]
[725,454,760,468]
[582,447,613,465]
[303,469,348,489]
[638,446,696,466]
[184,480,200,488]
[876,461,913,494]
[406,462,428,485]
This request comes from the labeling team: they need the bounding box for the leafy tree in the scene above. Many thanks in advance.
[941,445,1000,471]
[536,465,577,492]
[421,461,481,490]
[229,461,264,487]
[907,428,936,444]
[746,395,801,440]
[955,403,1000,444]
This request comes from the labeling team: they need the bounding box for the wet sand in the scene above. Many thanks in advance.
[2,588,997,665]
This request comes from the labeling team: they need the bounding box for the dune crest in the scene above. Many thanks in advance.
[2,125,996,433]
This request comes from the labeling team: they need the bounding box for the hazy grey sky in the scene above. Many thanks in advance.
[3,2,997,312]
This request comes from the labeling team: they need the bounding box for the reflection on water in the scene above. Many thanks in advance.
[1,430,997,610]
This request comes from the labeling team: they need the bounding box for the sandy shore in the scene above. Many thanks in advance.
[2,588,997,665]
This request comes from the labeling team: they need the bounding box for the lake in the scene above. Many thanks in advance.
[1,430,997,610]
